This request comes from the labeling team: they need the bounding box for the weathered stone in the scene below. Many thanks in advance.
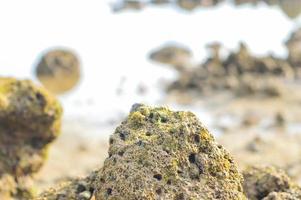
[0,77,62,199]
[35,49,81,94]
[0,78,62,176]
[95,105,246,199]
[0,77,62,176]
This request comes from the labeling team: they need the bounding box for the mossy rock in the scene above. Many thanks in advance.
[95,104,246,199]
[0,77,62,177]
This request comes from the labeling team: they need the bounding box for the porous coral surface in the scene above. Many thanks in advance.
[95,104,246,199]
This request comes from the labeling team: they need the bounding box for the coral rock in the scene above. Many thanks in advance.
[95,105,246,199]
[0,77,62,177]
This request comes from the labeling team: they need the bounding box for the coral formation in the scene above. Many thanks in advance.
[34,105,301,200]
[95,104,246,199]
[35,49,81,94]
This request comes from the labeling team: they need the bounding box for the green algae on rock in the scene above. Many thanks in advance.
[0,77,62,177]
[35,49,81,94]
[243,166,301,200]
[95,104,246,199]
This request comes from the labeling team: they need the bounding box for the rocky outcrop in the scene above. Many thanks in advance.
[37,104,247,200]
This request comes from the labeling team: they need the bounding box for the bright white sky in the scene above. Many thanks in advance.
[0,0,299,135]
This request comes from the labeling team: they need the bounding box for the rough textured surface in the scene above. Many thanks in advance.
[0,77,62,199]
[36,49,81,94]
[95,104,246,199]
[0,77,62,176]
[36,172,97,200]
[243,166,301,200]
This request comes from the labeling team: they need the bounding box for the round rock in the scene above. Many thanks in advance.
[35,49,81,94]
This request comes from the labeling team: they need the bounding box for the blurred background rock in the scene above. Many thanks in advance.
[112,0,301,19]
[35,49,81,95]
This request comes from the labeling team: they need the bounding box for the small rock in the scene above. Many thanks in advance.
[275,112,285,127]
[242,112,261,127]
[149,44,192,70]
[35,49,81,94]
